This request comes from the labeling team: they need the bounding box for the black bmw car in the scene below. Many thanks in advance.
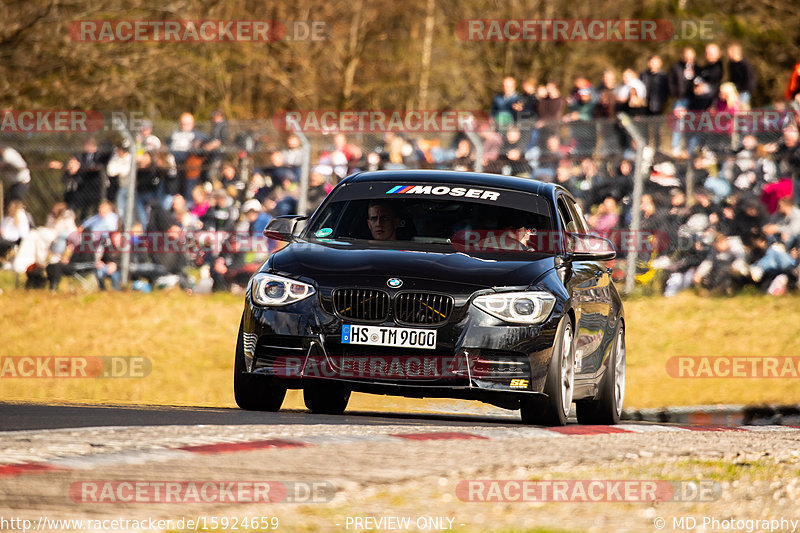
[235,170,625,425]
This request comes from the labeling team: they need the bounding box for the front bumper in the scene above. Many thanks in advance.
[241,289,562,406]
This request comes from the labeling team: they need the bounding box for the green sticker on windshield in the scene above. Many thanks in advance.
[315,227,333,237]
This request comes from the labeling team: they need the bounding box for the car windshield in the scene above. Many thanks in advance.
[304,181,555,255]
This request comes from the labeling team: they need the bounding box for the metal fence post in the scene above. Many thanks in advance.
[287,118,311,216]
[459,114,483,173]
[617,113,649,295]
[112,116,137,287]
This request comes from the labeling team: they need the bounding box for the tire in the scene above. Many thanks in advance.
[303,381,351,415]
[576,323,626,425]
[233,321,286,411]
[520,317,575,426]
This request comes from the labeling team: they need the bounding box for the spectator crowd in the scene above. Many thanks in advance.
[2,41,800,296]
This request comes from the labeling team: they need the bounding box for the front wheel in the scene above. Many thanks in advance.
[576,324,626,425]
[520,317,575,426]
[233,322,286,411]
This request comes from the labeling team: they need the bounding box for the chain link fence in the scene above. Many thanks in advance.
[1,108,796,295]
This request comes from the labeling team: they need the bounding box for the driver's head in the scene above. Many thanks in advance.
[367,201,401,241]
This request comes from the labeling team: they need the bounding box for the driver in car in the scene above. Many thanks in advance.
[367,201,401,240]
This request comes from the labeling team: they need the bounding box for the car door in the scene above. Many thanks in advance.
[558,194,612,375]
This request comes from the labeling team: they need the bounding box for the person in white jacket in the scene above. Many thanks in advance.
[106,142,133,226]
[0,145,31,202]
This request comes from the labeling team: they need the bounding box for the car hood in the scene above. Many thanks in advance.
[267,240,556,292]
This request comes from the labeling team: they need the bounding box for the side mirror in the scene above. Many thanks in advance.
[566,233,616,261]
[263,215,308,242]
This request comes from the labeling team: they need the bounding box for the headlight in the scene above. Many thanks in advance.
[473,291,556,324]
[251,273,315,306]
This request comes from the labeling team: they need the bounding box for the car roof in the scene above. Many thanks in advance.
[341,169,566,199]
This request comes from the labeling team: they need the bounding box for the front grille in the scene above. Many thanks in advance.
[394,293,454,325]
[332,289,390,322]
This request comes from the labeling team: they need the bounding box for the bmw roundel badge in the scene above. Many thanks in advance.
[387,278,403,288]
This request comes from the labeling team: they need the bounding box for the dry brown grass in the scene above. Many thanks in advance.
[1,286,798,410]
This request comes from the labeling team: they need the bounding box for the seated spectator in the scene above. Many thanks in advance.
[201,189,238,232]
[477,122,503,168]
[241,199,272,237]
[95,231,122,291]
[493,126,531,176]
[190,185,210,218]
[80,200,119,237]
[693,232,742,295]
[763,196,800,247]
[308,165,334,213]
[528,134,570,180]
[553,159,578,196]
[219,161,245,202]
[587,196,620,235]
[136,119,162,153]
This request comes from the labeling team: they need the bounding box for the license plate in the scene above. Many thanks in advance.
[341,325,437,350]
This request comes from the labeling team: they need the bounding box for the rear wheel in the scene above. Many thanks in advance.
[303,382,351,415]
[233,322,286,411]
[520,317,575,426]
[576,324,626,425]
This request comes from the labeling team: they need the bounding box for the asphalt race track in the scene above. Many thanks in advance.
[1,401,800,532]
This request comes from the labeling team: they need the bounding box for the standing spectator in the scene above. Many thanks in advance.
[281,134,304,179]
[784,57,800,105]
[641,55,669,115]
[219,161,245,202]
[168,112,207,199]
[594,70,626,155]
[727,44,756,109]
[668,47,697,157]
[489,76,520,130]
[686,44,725,154]
[617,68,648,116]
[203,109,229,181]
[513,77,538,122]
[535,81,566,146]
[564,80,598,155]
[478,122,503,169]
[690,43,724,113]
[134,150,162,227]
[0,145,31,203]
[640,55,669,148]
[50,138,109,220]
